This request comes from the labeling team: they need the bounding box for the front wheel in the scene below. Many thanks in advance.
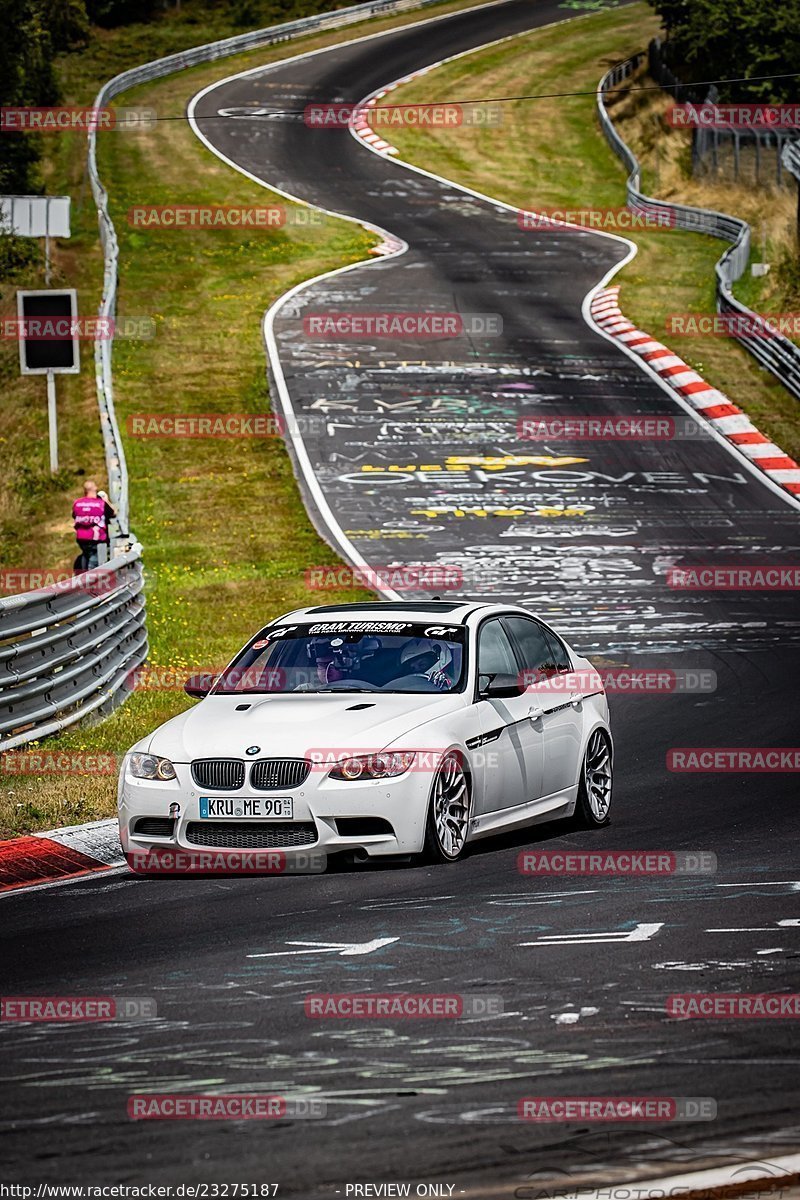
[422,752,471,863]
[574,729,612,827]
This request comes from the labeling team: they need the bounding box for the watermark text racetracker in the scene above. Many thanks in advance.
[127,1095,326,1120]
[1,996,155,1021]
[0,568,123,597]
[305,564,462,591]
[517,415,721,442]
[27,1185,466,1200]
[519,850,717,876]
[305,749,501,775]
[668,993,800,1018]
[667,312,800,339]
[305,101,502,128]
[1,106,155,131]
[127,205,321,228]
[517,1097,716,1122]
[518,207,675,231]
[1,751,119,776]
[304,993,503,1018]
[666,102,800,129]
[517,667,717,695]
[0,1189,280,1199]
[667,566,800,590]
[302,312,502,338]
[127,850,328,875]
[667,748,800,772]
[1,316,155,340]
[126,414,319,438]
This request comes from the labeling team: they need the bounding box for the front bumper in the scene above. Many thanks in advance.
[118,759,434,861]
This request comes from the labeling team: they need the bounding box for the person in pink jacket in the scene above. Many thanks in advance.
[72,480,116,572]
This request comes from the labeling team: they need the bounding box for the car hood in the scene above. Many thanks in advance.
[146,691,465,763]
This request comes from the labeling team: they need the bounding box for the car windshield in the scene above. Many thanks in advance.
[212,620,466,695]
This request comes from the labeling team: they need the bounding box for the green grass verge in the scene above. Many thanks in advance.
[378,2,800,461]
[0,0,502,838]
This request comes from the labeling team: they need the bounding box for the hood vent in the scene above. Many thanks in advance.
[346,703,375,711]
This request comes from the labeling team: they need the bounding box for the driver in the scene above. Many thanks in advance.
[396,638,454,690]
[306,635,381,685]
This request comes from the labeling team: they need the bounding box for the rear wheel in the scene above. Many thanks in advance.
[574,729,612,827]
[422,752,471,863]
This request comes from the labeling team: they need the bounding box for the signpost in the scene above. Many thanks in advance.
[16,288,80,474]
[0,195,71,284]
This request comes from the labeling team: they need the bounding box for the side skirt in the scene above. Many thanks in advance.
[467,789,577,841]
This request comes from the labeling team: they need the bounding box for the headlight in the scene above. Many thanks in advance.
[129,752,177,781]
[329,752,416,781]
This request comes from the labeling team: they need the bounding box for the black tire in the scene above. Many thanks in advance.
[422,751,471,863]
[574,729,613,828]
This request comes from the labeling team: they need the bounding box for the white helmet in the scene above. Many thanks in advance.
[399,638,452,678]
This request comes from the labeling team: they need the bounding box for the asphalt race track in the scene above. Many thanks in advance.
[3,0,800,1193]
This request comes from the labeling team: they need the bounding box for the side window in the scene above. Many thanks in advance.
[477,619,519,678]
[544,627,571,672]
[504,617,560,683]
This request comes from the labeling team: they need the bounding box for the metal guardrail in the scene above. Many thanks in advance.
[597,54,800,402]
[0,0,464,752]
[0,546,147,750]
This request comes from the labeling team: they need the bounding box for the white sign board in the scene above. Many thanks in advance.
[0,195,71,238]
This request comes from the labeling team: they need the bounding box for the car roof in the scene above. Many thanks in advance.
[279,599,492,624]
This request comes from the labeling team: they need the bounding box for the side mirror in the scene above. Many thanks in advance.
[478,673,524,699]
[184,673,217,699]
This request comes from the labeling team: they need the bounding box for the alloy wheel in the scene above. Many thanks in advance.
[584,730,612,821]
[432,753,470,859]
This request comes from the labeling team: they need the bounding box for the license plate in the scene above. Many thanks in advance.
[199,797,293,819]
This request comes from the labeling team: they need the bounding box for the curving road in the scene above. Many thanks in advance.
[2,1,800,1193]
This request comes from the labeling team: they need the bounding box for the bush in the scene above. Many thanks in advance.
[0,234,40,280]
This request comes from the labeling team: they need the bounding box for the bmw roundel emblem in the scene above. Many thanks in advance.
[245,745,261,756]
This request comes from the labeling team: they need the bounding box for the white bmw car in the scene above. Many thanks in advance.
[118,600,612,867]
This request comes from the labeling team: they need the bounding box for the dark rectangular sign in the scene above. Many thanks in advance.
[17,289,80,374]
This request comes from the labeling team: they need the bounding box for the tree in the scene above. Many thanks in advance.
[84,0,160,28]
[647,0,800,102]
[0,0,89,195]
